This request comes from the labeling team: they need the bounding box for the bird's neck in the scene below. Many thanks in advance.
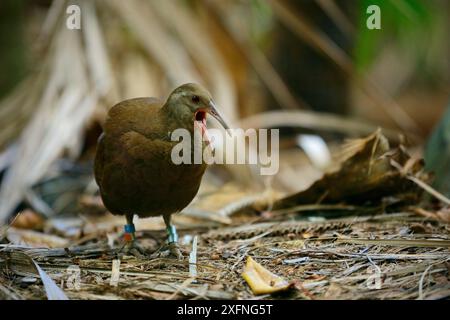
[161,101,211,155]
[161,101,195,133]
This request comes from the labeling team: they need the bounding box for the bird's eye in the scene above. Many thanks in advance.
[191,95,200,104]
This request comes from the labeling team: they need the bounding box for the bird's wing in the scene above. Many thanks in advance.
[112,130,181,185]
[119,130,176,162]
[94,132,106,188]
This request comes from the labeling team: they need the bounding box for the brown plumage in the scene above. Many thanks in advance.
[94,83,229,257]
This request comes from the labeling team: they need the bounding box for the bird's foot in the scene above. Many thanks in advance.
[168,242,183,260]
[150,242,184,260]
[118,240,148,259]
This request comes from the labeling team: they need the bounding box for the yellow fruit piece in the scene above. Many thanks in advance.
[242,256,291,295]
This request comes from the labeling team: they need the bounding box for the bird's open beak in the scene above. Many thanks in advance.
[208,101,231,135]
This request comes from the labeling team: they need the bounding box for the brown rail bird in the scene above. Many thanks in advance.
[94,83,229,258]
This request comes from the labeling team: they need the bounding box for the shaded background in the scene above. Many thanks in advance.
[0,0,449,223]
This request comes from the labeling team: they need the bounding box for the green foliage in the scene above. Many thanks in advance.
[0,0,27,99]
[249,0,274,46]
[354,0,436,72]
[425,103,450,197]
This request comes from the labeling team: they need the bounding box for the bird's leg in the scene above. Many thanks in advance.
[124,214,136,242]
[163,214,183,259]
[119,214,147,258]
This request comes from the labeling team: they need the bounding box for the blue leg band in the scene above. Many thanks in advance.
[167,225,178,243]
[124,224,135,233]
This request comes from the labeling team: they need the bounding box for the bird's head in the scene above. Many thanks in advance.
[165,83,230,134]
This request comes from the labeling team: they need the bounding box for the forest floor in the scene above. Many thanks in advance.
[1,205,449,300]
[1,132,449,300]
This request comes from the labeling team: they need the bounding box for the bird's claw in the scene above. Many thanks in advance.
[118,240,148,259]
[168,242,183,260]
[150,242,184,260]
